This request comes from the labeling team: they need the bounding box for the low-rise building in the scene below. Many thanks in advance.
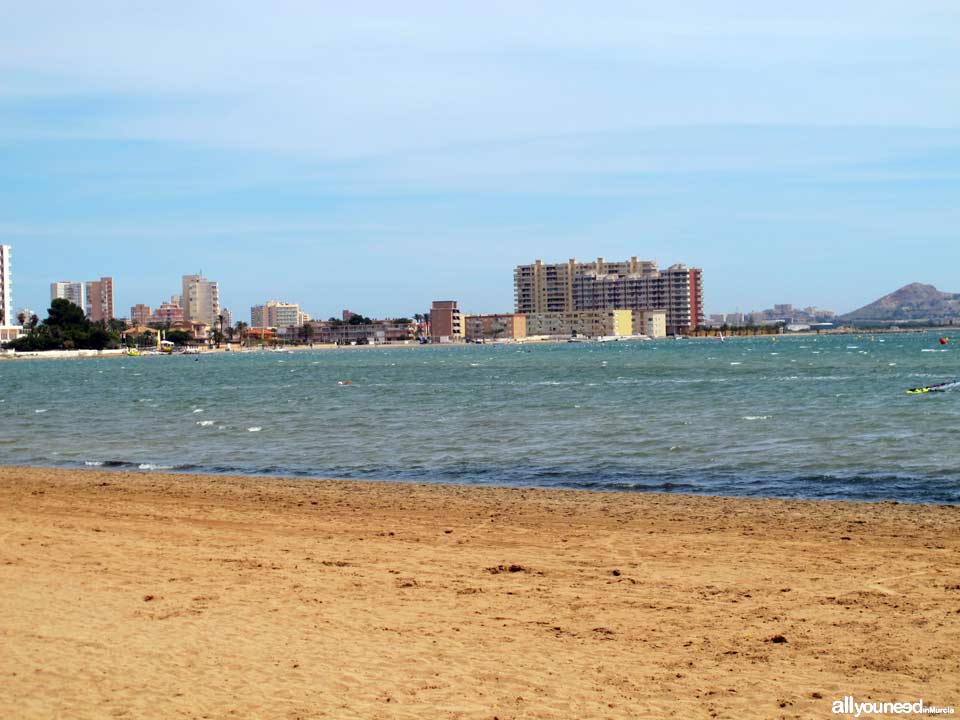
[632,310,667,338]
[464,314,527,341]
[314,319,416,345]
[526,309,633,338]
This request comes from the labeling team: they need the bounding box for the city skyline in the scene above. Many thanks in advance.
[2,2,958,319]
[2,241,955,326]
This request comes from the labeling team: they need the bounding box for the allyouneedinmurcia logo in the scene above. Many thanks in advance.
[832,696,955,717]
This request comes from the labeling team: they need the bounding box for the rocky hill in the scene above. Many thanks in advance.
[841,283,960,323]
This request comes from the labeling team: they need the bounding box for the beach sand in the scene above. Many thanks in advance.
[1,467,957,719]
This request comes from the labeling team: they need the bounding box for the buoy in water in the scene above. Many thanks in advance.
[939,337,948,345]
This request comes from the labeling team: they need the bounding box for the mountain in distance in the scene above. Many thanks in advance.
[841,283,960,323]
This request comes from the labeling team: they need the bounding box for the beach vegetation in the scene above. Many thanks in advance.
[2,299,123,352]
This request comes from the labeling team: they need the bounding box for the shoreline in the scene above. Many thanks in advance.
[1,327,951,361]
[10,461,960,506]
[2,466,957,718]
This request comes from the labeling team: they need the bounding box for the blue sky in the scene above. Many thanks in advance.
[2,1,958,320]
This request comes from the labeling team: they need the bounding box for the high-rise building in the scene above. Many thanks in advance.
[0,245,12,328]
[181,274,220,327]
[51,281,86,311]
[513,257,703,334]
[130,304,152,327]
[430,300,463,343]
[251,300,302,329]
[85,277,114,323]
[220,308,233,330]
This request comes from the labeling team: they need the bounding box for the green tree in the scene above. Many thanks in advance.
[165,330,193,346]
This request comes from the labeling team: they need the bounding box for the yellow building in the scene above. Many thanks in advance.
[525,309,633,338]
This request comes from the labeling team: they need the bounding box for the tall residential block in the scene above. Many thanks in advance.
[514,257,703,334]
[0,245,12,327]
[251,300,302,329]
[85,277,114,323]
[51,281,86,311]
[181,274,220,327]
[430,300,463,343]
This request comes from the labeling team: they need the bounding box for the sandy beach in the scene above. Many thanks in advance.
[1,467,957,719]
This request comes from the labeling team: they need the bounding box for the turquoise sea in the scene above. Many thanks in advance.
[2,332,958,504]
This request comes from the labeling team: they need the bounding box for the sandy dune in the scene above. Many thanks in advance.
[1,466,957,719]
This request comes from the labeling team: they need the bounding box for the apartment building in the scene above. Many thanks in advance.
[430,300,463,343]
[632,310,667,339]
[51,281,86,310]
[130,304,152,327]
[85,277,114,323]
[315,319,416,345]
[251,300,302,329]
[464,314,527,341]
[153,300,184,325]
[0,245,11,328]
[526,309,633,338]
[514,257,703,334]
[181,274,220,327]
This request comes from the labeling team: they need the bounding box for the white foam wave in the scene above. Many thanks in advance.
[196,420,214,427]
[247,427,262,432]
[742,415,771,421]
[138,464,173,471]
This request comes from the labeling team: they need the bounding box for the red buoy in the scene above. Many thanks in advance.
[939,337,948,345]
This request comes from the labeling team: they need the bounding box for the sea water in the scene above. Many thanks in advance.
[1,332,958,503]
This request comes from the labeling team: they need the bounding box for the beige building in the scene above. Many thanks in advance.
[430,300,463,343]
[514,256,703,334]
[251,300,302,329]
[85,277,114,323]
[633,310,667,338]
[526,309,633,338]
[464,314,527,341]
[181,274,220,327]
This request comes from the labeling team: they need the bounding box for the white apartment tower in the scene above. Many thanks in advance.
[51,281,86,311]
[0,245,12,327]
[181,274,221,327]
[250,300,302,329]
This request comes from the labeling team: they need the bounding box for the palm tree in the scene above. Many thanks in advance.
[235,321,249,347]
[16,311,27,327]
